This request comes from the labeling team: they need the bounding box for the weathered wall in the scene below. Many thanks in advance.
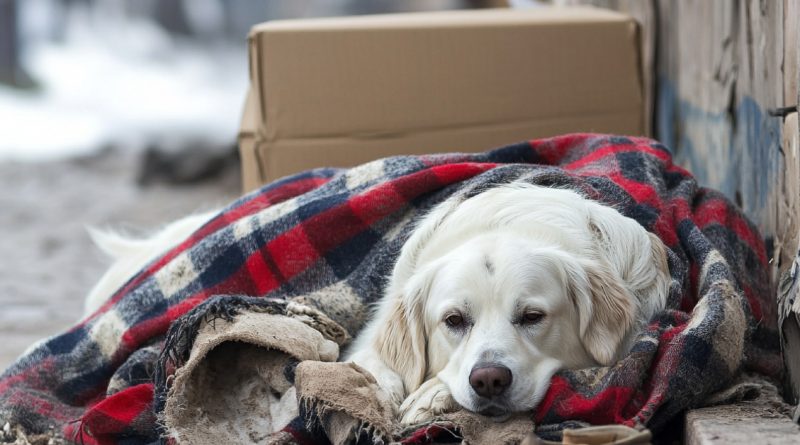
[562,0,800,285]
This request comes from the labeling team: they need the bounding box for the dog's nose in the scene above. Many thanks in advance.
[469,364,512,397]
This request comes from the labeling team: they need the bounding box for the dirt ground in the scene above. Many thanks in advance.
[0,149,240,369]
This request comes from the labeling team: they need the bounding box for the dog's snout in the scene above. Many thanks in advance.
[469,364,512,397]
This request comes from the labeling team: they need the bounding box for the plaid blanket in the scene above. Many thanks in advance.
[0,134,780,444]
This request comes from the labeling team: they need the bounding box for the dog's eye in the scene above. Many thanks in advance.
[444,313,464,328]
[520,311,544,325]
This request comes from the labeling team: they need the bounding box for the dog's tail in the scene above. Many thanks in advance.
[87,227,146,260]
[83,210,217,316]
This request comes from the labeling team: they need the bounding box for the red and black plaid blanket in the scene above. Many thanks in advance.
[0,134,780,444]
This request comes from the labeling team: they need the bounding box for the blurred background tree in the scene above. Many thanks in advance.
[0,0,502,161]
[0,0,33,88]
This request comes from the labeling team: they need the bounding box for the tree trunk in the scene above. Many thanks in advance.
[0,0,33,88]
[0,0,18,85]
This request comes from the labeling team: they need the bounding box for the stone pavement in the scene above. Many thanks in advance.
[0,148,239,369]
[685,378,800,444]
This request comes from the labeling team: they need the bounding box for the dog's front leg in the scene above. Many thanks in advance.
[399,377,459,425]
[347,348,406,412]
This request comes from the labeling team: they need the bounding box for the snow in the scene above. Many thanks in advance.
[0,1,249,161]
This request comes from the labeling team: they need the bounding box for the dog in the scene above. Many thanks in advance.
[345,183,670,424]
[84,183,670,428]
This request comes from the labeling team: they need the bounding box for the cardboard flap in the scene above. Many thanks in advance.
[238,87,260,139]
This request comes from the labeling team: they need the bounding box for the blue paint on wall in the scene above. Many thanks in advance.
[656,78,678,156]
[655,78,781,224]
[735,98,782,212]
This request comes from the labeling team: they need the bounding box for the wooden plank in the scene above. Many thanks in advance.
[783,0,800,270]
[686,402,800,445]
[775,0,799,272]
[735,1,784,283]
[785,0,799,109]
[668,0,739,205]
[685,378,800,444]
[779,112,800,276]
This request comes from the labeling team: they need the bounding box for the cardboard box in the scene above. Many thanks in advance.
[239,7,644,191]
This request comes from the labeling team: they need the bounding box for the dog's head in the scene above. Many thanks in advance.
[374,184,669,418]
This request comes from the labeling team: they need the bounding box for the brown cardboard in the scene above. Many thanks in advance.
[239,7,644,191]
[238,87,262,192]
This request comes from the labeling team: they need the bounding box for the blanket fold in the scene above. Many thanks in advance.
[158,296,345,444]
[295,361,396,444]
[0,134,780,444]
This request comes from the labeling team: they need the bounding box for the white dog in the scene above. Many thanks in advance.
[346,183,670,424]
[84,183,670,428]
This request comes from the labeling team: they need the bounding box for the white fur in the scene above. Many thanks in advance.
[346,183,670,424]
[83,211,216,315]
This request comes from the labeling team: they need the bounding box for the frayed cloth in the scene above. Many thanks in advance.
[160,298,343,444]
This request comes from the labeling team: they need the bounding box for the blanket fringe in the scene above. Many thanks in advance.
[299,396,391,445]
[0,422,66,445]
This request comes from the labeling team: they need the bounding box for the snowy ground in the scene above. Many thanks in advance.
[0,2,248,161]
[0,149,240,369]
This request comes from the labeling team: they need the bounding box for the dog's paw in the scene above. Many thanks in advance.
[399,378,459,425]
[346,352,406,410]
[370,364,406,410]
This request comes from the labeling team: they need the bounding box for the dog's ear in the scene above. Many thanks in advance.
[582,260,636,365]
[585,209,670,302]
[573,209,669,365]
[567,257,636,366]
[368,198,465,394]
[373,268,432,394]
[644,231,671,299]
[367,195,463,396]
